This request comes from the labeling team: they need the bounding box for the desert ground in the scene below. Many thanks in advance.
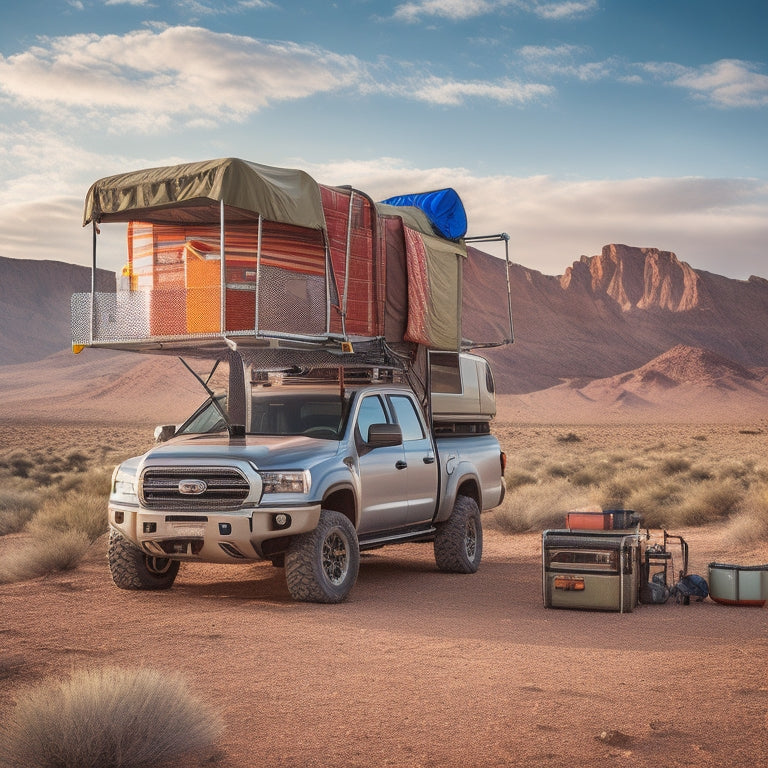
[1,420,767,768]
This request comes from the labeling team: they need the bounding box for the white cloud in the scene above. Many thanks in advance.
[393,0,494,22]
[377,74,553,105]
[517,51,768,107]
[0,27,557,131]
[528,0,598,20]
[0,28,363,132]
[670,59,768,108]
[392,0,597,21]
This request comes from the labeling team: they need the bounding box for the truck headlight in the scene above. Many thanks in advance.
[111,465,138,503]
[258,470,310,495]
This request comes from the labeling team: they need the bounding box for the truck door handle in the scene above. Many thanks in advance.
[395,460,408,470]
[423,456,435,464]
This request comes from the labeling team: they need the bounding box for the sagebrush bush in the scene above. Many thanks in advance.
[624,478,685,528]
[570,460,617,487]
[0,530,90,584]
[675,480,743,526]
[56,468,111,496]
[4,451,34,479]
[0,667,223,768]
[490,424,768,533]
[660,455,691,476]
[28,491,108,543]
[592,468,646,511]
[488,479,593,533]
[724,487,768,544]
[0,490,40,536]
[504,469,538,490]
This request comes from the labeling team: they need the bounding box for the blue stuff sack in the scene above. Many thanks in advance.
[671,574,709,603]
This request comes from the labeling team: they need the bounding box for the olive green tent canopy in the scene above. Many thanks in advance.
[83,157,327,229]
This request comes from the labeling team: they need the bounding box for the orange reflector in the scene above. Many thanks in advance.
[554,576,585,591]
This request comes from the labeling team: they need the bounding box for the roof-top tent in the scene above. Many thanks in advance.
[72,158,513,402]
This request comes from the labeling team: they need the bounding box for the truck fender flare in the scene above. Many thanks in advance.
[434,463,481,524]
[319,481,359,529]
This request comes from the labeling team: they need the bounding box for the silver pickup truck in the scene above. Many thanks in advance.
[107,353,506,602]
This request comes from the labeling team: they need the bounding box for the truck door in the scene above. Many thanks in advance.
[388,394,439,526]
[355,393,409,534]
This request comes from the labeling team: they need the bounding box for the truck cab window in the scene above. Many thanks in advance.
[356,395,388,443]
[389,395,425,441]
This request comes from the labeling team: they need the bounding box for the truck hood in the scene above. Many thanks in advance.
[143,433,342,469]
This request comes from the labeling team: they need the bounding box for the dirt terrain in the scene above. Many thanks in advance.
[1,520,766,768]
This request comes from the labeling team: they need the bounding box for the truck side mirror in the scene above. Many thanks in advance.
[154,424,177,443]
[367,423,402,447]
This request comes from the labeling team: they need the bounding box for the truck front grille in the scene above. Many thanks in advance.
[140,467,250,511]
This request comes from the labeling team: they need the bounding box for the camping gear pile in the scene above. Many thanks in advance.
[542,511,714,613]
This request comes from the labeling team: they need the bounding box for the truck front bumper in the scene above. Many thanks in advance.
[108,503,322,563]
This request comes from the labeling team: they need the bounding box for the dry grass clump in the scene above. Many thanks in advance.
[0,530,91,584]
[675,481,743,526]
[723,487,768,544]
[56,468,112,496]
[488,479,593,534]
[0,666,223,768]
[504,469,538,490]
[28,490,109,543]
[0,489,40,535]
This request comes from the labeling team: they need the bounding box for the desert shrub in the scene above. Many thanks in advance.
[504,469,538,490]
[592,468,646,511]
[56,468,112,496]
[488,479,592,533]
[674,480,744,526]
[625,478,684,528]
[544,459,582,480]
[659,455,691,476]
[0,490,40,536]
[5,451,34,479]
[556,432,582,444]
[27,491,108,543]
[0,666,223,768]
[724,487,768,544]
[64,450,90,472]
[717,460,755,483]
[686,463,715,482]
[0,530,90,584]
[570,460,617,487]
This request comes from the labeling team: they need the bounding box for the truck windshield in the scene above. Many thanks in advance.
[175,391,349,439]
[250,392,348,439]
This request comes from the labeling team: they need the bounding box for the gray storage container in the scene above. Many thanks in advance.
[542,530,642,613]
[708,562,768,606]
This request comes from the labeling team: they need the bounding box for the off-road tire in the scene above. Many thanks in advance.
[434,495,483,573]
[284,510,360,603]
[108,529,180,590]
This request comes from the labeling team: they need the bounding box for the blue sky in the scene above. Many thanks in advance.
[1,0,766,278]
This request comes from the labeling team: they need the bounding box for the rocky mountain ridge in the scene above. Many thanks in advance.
[560,244,710,312]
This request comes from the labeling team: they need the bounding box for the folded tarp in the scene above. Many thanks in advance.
[379,188,468,241]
